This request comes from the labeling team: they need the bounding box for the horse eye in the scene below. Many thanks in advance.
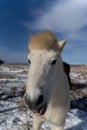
[28,59,31,64]
[51,59,57,65]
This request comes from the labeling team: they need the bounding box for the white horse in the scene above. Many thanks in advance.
[24,31,70,130]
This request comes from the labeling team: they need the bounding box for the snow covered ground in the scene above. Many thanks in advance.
[0,64,87,130]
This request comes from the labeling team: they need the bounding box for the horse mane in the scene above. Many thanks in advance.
[29,31,59,51]
[63,62,71,90]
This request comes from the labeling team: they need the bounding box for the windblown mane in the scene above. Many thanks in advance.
[29,31,59,51]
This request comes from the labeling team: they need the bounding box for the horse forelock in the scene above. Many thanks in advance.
[29,31,59,51]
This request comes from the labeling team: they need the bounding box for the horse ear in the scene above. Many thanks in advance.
[58,40,67,52]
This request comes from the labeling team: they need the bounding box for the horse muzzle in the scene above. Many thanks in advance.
[24,93,47,115]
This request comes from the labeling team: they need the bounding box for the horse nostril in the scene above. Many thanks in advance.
[24,94,44,110]
[36,95,44,106]
[24,94,33,110]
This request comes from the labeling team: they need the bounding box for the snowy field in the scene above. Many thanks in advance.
[0,64,87,130]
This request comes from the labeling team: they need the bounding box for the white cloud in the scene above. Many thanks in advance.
[21,0,87,64]
[29,0,87,42]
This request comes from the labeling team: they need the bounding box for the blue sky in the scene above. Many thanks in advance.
[0,0,87,64]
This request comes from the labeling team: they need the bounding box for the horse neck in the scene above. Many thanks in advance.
[53,59,66,95]
[56,59,65,83]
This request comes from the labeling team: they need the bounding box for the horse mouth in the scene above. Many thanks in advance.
[34,104,47,115]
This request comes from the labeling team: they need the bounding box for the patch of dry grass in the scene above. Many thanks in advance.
[11,87,17,92]
[19,123,31,130]
[0,73,15,79]
[18,100,26,109]
[3,64,29,69]
[18,70,28,74]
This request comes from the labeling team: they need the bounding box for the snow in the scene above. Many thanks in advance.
[65,109,87,130]
[0,66,10,72]
[82,88,87,95]
[70,72,87,84]
[70,72,78,78]
[0,78,19,81]
[0,65,87,130]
